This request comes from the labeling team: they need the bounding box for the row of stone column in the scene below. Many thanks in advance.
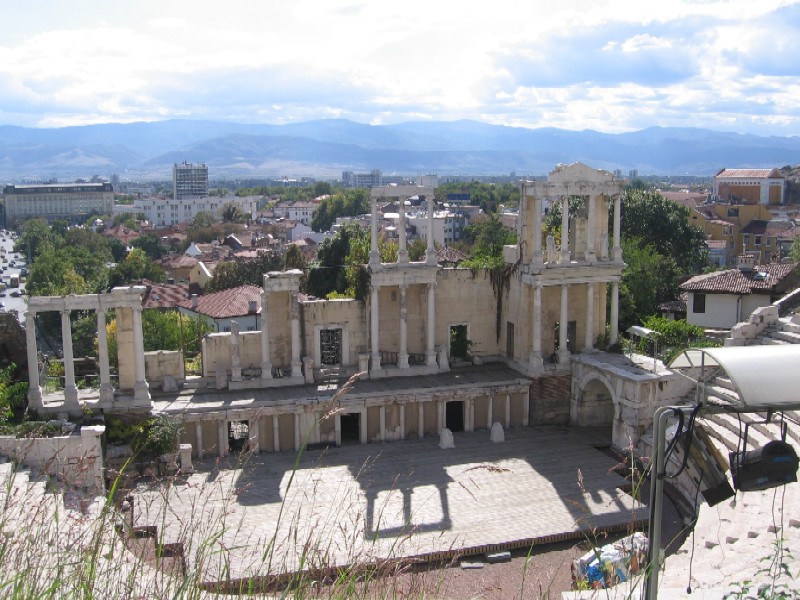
[26,305,148,407]
[369,193,437,266]
[369,282,438,370]
[190,392,529,458]
[528,280,620,371]
[530,193,622,265]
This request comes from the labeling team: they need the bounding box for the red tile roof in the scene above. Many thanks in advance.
[715,168,782,179]
[680,263,797,295]
[141,282,190,309]
[176,285,262,319]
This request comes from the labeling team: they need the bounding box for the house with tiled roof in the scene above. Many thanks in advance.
[680,257,800,329]
[741,218,800,262]
[141,281,192,310]
[713,168,785,205]
[159,254,198,283]
[176,284,262,332]
[102,225,140,246]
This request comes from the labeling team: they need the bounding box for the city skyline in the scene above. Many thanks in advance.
[1,0,799,137]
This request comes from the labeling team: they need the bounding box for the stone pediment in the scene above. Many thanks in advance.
[548,162,616,185]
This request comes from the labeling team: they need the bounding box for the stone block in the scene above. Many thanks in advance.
[490,422,505,443]
[439,428,454,449]
[162,375,178,392]
[486,551,511,563]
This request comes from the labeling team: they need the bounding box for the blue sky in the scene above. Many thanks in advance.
[1,0,799,135]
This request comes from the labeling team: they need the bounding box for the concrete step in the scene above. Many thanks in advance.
[770,329,800,344]
[753,336,788,345]
[698,419,740,454]
[711,376,736,393]
[784,322,800,334]
[706,382,741,403]
[703,412,772,451]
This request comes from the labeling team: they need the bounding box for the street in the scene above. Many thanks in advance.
[0,230,28,322]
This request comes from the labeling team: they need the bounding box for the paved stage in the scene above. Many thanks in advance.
[132,427,646,583]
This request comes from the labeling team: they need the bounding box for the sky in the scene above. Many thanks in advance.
[1,0,800,135]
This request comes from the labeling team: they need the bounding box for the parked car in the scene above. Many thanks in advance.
[10,290,21,298]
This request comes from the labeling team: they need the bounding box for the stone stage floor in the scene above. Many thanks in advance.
[132,427,645,584]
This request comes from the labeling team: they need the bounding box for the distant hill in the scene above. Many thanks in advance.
[0,119,799,180]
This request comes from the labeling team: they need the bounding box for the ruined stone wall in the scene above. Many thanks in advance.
[529,375,571,425]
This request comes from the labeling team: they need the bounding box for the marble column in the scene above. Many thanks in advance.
[586,194,597,262]
[290,292,302,378]
[398,284,409,368]
[487,395,493,428]
[96,308,113,402]
[398,197,409,264]
[529,283,543,371]
[399,404,405,440]
[132,307,150,402]
[425,196,437,265]
[370,196,380,265]
[217,420,227,457]
[25,312,42,408]
[249,416,260,453]
[260,290,272,380]
[560,195,570,263]
[505,394,511,428]
[370,287,380,370]
[426,282,437,366]
[610,281,620,345]
[195,422,204,459]
[61,309,78,404]
[533,195,543,266]
[613,194,622,262]
[273,415,280,452]
[523,390,530,427]
[230,320,242,381]
[379,406,386,441]
[418,402,425,439]
[584,283,595,352]
[558,284,571,364]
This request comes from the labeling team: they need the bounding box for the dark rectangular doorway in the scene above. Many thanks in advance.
[340,413,360,444]
[228,420,249,453]
[445,401,464,432]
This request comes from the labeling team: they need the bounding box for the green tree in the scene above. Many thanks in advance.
[206,251,285,292]
[130,233,167,261]
[790,237,800,262]
[284,244,307,270]
[408,238,427,262]
[27,247,108,296]
[313,181,333,197]
[462,214,517,268]
[305,224,367,298]
[618,239,680,331]
[220,203,246,223]
[311,189,369,232]
[619,189,708,274]
[0,363,27,423]
[638,315,720,364]
[14,218,57,260]
[109,248,166,287]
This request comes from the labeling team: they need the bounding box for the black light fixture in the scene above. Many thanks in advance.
[729,422,799,492]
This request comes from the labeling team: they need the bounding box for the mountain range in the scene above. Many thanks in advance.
[1,119,798,181]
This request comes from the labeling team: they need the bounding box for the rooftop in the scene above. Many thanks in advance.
[680,263,797,295]
[176,284,262,319]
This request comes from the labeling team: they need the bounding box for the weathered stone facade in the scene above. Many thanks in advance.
[24,163,684,455]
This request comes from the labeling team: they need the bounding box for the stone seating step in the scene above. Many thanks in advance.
[705,384,740,405]
[703,412,772,451]
[770,329,800,344]
[711,376,736,392]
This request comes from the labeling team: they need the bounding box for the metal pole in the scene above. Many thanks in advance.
[645,406,671,600]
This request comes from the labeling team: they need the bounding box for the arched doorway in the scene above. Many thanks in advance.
[579,379,614,425]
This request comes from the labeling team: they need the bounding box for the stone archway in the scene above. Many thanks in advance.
[577,377,615,427]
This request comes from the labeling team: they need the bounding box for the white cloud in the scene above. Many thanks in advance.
[0,0,798,134]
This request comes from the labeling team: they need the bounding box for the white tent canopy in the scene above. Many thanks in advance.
[670,344,800,409]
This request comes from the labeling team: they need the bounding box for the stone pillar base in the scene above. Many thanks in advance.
[179,444,194,474]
